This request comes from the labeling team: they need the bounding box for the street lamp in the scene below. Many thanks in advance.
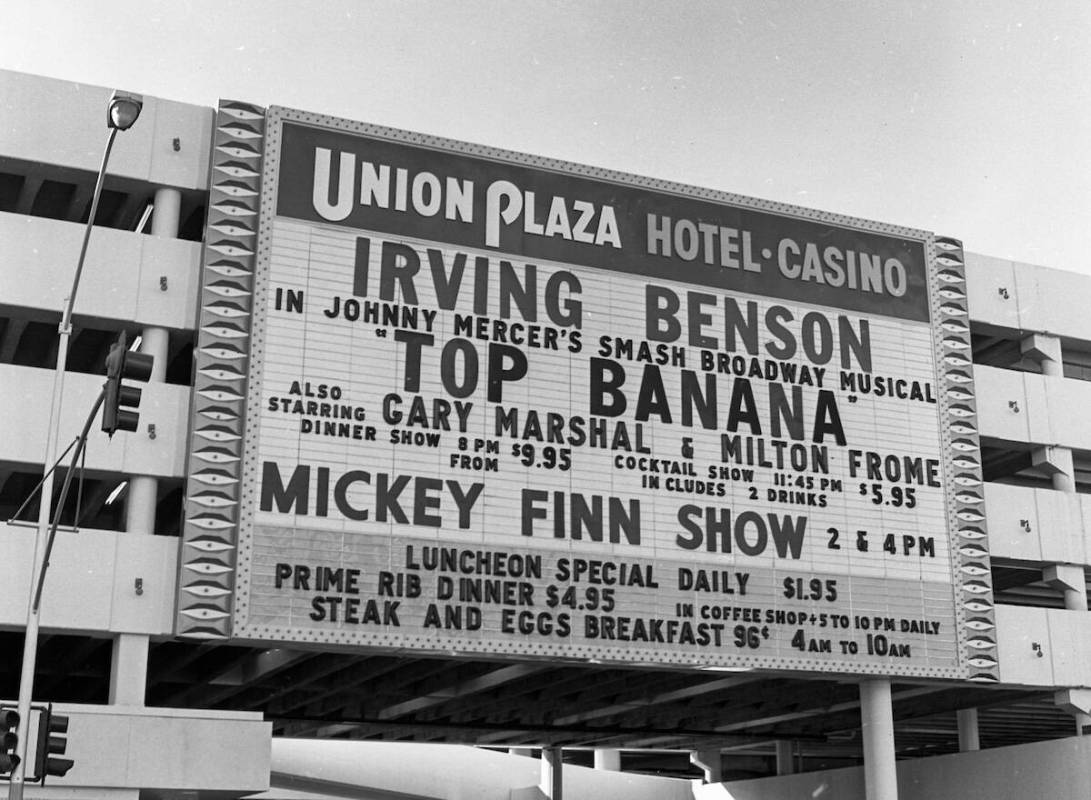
[107,91,143,131]
[62,91,145,349]
[8,89,143,800]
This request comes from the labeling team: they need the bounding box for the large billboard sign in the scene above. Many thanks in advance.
[176,102,998,680]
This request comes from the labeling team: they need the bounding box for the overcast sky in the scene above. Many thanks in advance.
[3,1,1088,275]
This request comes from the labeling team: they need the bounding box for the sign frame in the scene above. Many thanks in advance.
[175,102,998,682]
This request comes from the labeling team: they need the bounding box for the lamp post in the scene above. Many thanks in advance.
[8,89,143,800]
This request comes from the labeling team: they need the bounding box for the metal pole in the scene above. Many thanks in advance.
[8,126,119,800]
[33,392,106,612]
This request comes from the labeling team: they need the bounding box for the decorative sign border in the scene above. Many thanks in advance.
[928,237,997,680]
[175,103,997,681]
[175,101,265,639]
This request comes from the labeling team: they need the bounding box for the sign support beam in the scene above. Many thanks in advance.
[860,679,897,800]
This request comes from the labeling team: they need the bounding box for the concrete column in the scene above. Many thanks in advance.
[1045,564,1089,612]
[775,739,796,775]
[1046,565,1091,734]
[1020,333,1063,377]
[121,326,167,534]
[1025,336,1074,496]
[860,680,898,800]
[112,329,161,705]
[1056,690,1091,736]
[1033,445,1075,494]
[593,749,621,771]
[110,187,179,708]
[1023,334,1091,734]
[151,186,182,238]
[139,327,170,383]
[539,747,562,800]
[1028,330,1074,490]
[1037,441,1088,735]
[109,633,149,705]
[689,748,723,784]
[123,187,175,535]
[957,708,980,751]
[124,479,159,534]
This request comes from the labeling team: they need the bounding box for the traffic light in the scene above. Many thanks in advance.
[34,708,72,779]
[101,331,154,437]
[0,706,19,775]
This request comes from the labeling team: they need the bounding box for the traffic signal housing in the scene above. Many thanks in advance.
[34,708,72,780]
[0,706,19,775]
[101,331,154,437]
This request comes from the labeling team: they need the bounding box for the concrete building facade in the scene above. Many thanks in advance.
[2,69,1090,799]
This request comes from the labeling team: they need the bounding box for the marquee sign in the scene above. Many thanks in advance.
[176,102,998,680]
